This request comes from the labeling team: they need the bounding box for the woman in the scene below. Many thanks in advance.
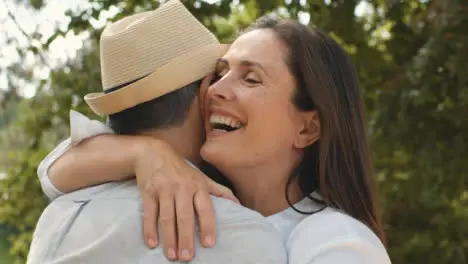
[42,17,390,263]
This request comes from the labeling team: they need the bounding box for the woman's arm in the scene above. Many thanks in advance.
[48,134,145,192]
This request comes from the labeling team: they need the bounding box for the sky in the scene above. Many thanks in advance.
[0,0,373,98]
[0,0,119,97]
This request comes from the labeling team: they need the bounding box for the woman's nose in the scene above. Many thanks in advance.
[209,75,235,101]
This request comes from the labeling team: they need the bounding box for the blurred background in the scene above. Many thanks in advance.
[0,0,466,263]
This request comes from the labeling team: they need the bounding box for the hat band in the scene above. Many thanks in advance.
[103,75,146,94]
[84,43,228,116]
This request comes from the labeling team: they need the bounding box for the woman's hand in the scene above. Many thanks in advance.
[134,137,239,261]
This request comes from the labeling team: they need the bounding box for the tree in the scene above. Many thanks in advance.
[372,1,468,262]
[0,0,466,263]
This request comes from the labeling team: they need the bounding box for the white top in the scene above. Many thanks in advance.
[267,197,391,264]
[37,110,391,264]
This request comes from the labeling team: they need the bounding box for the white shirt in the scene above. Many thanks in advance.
[31,111,286,264]
[28,180,286,264]
[37,110,391,264]
[267,196,391,264]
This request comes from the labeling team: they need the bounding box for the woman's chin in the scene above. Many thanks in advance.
[200,143,219,164]
[200,143,233,169]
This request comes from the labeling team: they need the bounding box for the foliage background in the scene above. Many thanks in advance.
[0,0,467,263]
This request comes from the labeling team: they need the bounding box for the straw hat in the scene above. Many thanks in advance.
[84,0,228,116]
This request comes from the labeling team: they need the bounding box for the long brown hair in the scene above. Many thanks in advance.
[246,17,386,243]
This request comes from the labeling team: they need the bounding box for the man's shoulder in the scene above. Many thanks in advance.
[210,196,266,224]
[210,197,286,262]
[54,179,140,202]
[52,181,271,230]
[28,180,149,264]
[30,184,286,264]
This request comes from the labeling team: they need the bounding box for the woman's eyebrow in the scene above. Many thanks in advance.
[240,60,264,70]
[216,58,270,77]
[240,60,270,77]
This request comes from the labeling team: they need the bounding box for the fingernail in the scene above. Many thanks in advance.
[147,238,157,248]
[180,249,191,259]
[204,235,214,247]
[168,248,176,260]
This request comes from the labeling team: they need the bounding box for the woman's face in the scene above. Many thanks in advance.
[200,29,312,171]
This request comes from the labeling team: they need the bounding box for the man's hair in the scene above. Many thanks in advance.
[108,79,201,135]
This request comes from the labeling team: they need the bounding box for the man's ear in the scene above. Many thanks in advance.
[200,73,214,94]
[199,74,214,114]
[294,110,320,149]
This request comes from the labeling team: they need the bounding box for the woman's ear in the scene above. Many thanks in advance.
[294,110,320,148]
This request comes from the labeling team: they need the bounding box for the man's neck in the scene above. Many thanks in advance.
[140,127,202,166]
[139,101,204,166]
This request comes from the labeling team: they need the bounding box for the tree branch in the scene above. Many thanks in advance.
[4,0,49,67]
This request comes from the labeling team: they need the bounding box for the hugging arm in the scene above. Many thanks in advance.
[43,134,141,194]
[37,110,116,199]
[37,111,238,261]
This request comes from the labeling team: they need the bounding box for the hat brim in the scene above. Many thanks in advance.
[84,43,229,116]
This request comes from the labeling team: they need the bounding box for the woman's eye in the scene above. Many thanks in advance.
[244,73,261,84]
[246,78,260,84]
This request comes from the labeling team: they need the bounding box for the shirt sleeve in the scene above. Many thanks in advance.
[287,210,391,264]
[37,110,114,200]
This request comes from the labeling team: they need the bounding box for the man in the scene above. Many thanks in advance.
[27,1,286,263]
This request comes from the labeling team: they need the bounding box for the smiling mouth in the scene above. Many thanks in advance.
[209,115,244,133]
